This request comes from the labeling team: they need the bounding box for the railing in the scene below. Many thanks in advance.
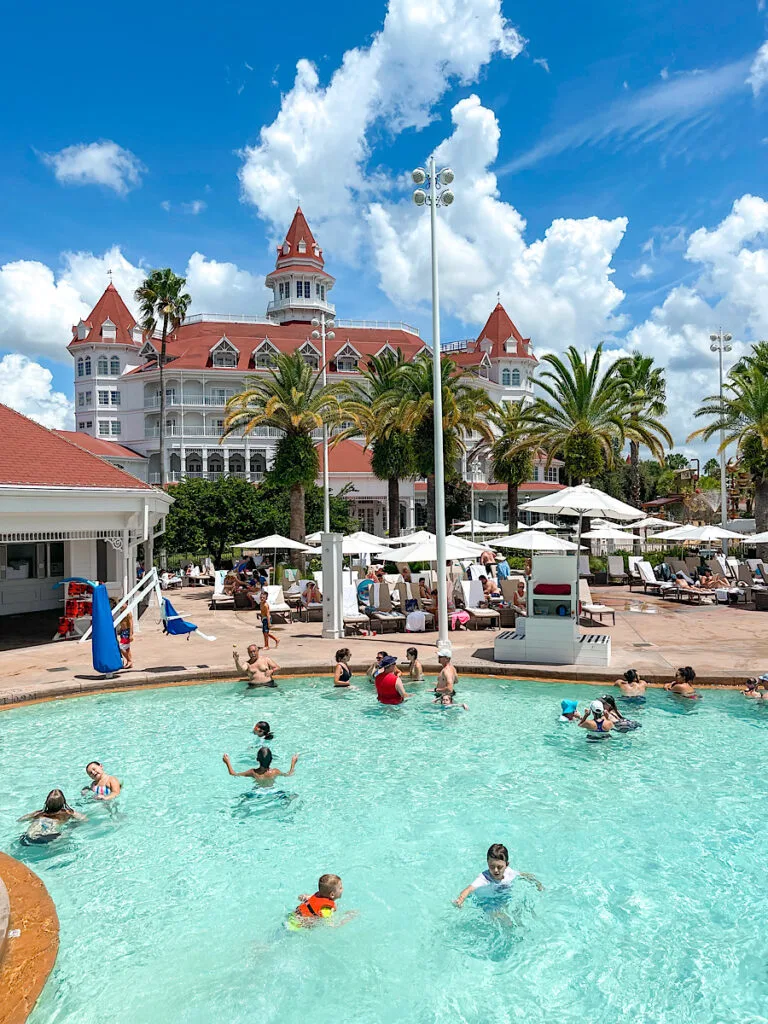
[334,318,420,336]
[180,313,273,327]
[144,395,235,409]
[440,339,474,352]
[150,471,266,484]
[266,298,336,315]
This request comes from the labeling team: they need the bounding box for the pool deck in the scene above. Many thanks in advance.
[0,584,765,706]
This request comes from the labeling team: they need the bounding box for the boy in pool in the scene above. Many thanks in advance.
[454,843,543,907]
[405,647,424,681]
[287,873,357,930]
[559,699,579,722]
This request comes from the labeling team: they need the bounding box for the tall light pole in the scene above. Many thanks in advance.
[710,328,732,543]
[311,314,335,532]
[412,156,455,651]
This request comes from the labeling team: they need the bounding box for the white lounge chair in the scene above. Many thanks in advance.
[460,580,500,630]
[342,584,369,635]
[210,569,235,610]
[265,585,293,623]
[579,556,593,581]
[369,583,406,633]
[607,555,628,585]
[630,560,674,596]
[578,579,615,625]
[628,556,642,582]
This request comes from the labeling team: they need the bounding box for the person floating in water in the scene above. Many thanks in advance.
[234,644,279,687]
[600,694,641,731]
[333,648,354,688]
[287,873,356,930]
[454,843,543,907]
[434,692,468,711]
[615,668,648,699]
[222,747,298,787]
[559,699,579,722]
[374,655,412,704]
[664,666,700,699]
[405,647,424,682]
[578,700,613,737]
[82,761,121,800]
[253,720,274,739]
[18,789,86,844]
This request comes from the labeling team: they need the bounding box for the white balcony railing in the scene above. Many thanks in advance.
[144,395,235,409]
[150,470,266,485]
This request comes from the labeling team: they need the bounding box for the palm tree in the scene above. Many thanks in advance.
[384,353,494,532]
[336,351,415,537]
[523,344,626,483]
[615,352,673,508]
[223,352,350,545]
[135,269,191,487]
[689,360,768,558]
[471,401,533,529]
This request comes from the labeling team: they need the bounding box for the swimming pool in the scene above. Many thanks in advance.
[3,677,767,1024]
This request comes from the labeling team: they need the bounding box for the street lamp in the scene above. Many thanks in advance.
[311,314,336,532]
[412,156,455,652]
[709,328,733,542]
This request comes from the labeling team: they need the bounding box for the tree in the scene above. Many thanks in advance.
[703,458,719,477]
[524,344,626,483]
[614,352,673,508]
[223,352,350,547]
[384,353,494,532]
[690,361,768,557]
[665,453,689,470]
[473,401,533,529]
[135,269,191,487]
[338,350,415,537]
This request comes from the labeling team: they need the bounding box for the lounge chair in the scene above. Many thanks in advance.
[578,579,616,625]
[628,556,642,582]
[265,585,293,624]
[737,564,768,600]
[368,583,406,633]
[631,560,675,595]
[210,569,235,610]
[298,580,323,622]
[668,558,688,576]
[397,583,435,631]
[578,556,593,582]
[726,557,741,582]
[342,584,369,635]
[607,555,628,584]
[460,580,500,630]
[665,581,717,604]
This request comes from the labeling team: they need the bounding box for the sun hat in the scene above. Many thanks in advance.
[561,699,577,714]
[380,655,398,669]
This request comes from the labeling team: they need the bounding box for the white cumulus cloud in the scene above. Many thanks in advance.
[747,41,768,96]
[0,354,73,429]
[41,141,145,195]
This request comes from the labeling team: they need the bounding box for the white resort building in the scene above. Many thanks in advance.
[68,208,563,532]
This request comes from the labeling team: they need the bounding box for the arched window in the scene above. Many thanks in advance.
[77,358,84,378]
[511,369,521,386]
[84,357,92,376]
[502,368,510,386]
[110,356,120,375]
[98,356,108,375]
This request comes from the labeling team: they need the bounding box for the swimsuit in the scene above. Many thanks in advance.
[92,784,112,796]
[337,664,351,682]
[261,616,270,634]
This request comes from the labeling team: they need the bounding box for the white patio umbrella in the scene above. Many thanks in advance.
[448,535,492,556]
[235,533,315,552]
[580,526,638,540]
[650,524,746,542]
[492,531,580,552]
[348,530,394,548]
[389,535,484,562]
[530,519,558,530]
[454,519,486,532]
[516,521,529,530]
[626,516,672,531]
[749,531,768,544]
[304,531,322,545]
[387,530,435,546]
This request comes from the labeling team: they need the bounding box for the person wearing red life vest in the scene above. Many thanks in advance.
[375,655,412,704]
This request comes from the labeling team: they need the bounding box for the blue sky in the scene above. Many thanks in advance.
[0,0,766,455]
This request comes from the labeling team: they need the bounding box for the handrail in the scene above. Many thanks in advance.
[79,568,163,643]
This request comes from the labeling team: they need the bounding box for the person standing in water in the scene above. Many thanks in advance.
[578,700,613,737]
[333,649,354,687]
[222,748,298,787]
[559,700,579,722]
[435,652,458,696]
[405,647,424,682]
[615,668,648,698]
[375,656,412,705]
[454,843,543,907]
[253,721,274,739]
[234,644,279,687]
[664,666,700,699]
[82,761,121,800]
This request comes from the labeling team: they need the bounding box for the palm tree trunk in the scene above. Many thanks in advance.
[289,481,306,566]
[388,476,401,537]
[426,475,436,534]
[629,440,640,509]
[755,477,768,563]
[158,313,169,488]
[507,482,518,530]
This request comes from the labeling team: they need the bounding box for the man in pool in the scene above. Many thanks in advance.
[435,651,458,696]
[454,843,543,907]
[82,761,121,800]
[287,873,356,930]
[234,644,279,687]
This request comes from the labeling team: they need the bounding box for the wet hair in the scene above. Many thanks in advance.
[406,647,418,659]
[623,669,638,683]
[676,666,696,683]
[335,648,351,663]
[254,721,273,740]
[256,746,273,769]
[43,789,71,814]
[440,693,454,704]
[487,843,509,864]
[745,677,759,690]
[85,761,102,773]
[601,695,619,713]
[318,873,341,895]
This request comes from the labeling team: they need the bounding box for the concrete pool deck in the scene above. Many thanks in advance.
[0,584,766,706]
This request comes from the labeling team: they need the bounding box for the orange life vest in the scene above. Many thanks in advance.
[293,893,336,919]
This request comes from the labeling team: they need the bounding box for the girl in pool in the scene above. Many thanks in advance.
[82,761,121,800]
[664,666,700,699]
[405,647,424,681]
[578,700,613,737]
[19,789,86,843]
[253,720,274,739]
[434,692,468,711]
[222,747,299,787]
[615,669,648,698]
[742,678,764,699]
[600,694,641,731]
[333,648,354,687]
[559,699,579,722]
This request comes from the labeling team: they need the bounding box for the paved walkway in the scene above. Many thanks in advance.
[0,585,766,706]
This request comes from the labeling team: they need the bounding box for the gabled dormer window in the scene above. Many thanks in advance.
[101,318,117,341]
[335,344,360,373]
[299,342,319,369]
[298,239,306,253]
[77,320,89,341]
[211,337,239,368]
[254,340,278,369]
[131,326,143,344]
[140,340,158,361]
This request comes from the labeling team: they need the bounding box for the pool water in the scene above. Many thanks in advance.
[3,678,768,1024]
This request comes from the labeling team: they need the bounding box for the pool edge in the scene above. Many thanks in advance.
[0,852,59,1024]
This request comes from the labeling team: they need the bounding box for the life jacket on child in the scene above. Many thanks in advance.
[293,893,336,920]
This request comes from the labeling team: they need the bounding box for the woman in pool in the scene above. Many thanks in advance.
[664,666,700,699]
[578,700,613,737]
[222,748,299,787]
[742,678,764,700]
[253,720,274,739]
[405,647,424,681]
[600,694,641,731]
[19,789,86,843]
[333,648,354,687]
[83,761,121,800]
[615,668,647,698]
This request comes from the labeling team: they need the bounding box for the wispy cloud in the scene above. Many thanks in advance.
[747,41,768,96]
[533,57,550,73]
[501,54,753,174]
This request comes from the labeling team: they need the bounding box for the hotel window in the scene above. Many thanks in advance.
[304,281,311,298]
[316,283,321,297]
[545,466,559,483]
[85,420,92,429]
[256,348,276,368]
[78,392,85,407]
[320,285,325,300]
[99,422,110,436]
[278,282,284,299]
[77,358,84,377]
[511,369,521,386]
[111,390,121,406]
[110,356,120,375]
[78,421,85,429]
[300,347,319,369]
[212,345,238,367]
[85,391,92,405]
[111,420,121,436]
[336,356,357,372]
[296,280,303,298]
[502,368,510,386]
[84,357,92,375]
[98,356,109,374]
[98,389,110,405]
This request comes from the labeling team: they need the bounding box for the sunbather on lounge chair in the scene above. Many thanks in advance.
[697,567,729,589]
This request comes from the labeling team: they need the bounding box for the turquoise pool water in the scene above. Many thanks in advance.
[3,677,768,1023]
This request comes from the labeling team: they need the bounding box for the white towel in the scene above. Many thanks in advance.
[406,611,426,632]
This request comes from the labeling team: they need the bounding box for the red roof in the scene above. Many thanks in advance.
[69,283,139,349]
[318,440,372,474]
[54,431,145,461]
[0,405,151,489]
[272,206,325,270]
[125,320,425,373]
[453,302,536,365]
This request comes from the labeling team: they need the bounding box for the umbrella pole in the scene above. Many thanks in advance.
[576,510,583,628]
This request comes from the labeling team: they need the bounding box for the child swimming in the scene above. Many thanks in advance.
[82,761,121,800]
[222,747,299,787]
[287,873,356,930]
[454,843,543,907]
[559,699,579,722]
[434,693,468,711]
